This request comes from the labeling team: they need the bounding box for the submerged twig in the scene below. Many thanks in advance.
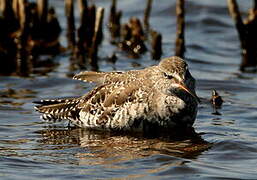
[210,90,223,108]
[210,89,223,115]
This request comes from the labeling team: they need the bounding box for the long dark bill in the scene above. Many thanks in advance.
[177,83,201,103]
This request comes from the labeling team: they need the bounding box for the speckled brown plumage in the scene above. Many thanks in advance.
[34,56,199,133]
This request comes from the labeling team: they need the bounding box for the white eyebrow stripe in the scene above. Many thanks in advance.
[174,74,182,82]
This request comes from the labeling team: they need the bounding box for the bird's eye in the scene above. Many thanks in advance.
[163,73,174,79]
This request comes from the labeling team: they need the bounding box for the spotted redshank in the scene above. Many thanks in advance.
[34,56,199,133]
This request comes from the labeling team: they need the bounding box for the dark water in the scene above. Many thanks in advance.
[1,0,257,179]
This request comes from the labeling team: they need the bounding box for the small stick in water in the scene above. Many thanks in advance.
[210,89,223,108]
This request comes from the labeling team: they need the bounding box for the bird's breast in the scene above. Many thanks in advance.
[155,95,186,119]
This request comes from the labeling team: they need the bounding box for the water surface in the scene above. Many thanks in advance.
[1,0,257,179]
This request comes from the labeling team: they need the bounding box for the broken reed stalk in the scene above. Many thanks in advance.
[37,0,48,26]
[15,0,33,76]
[87,5,96,48]
[227,0,245,44]
[78,0,95,50]
[0,1,3,12]
[0,0,62,75]
[175,0,185,58]
[76,0,88,66]
[89,7,104,67]
[65,0,76,50]
[1,0,21,75]
[227,0,257,71]
[109,0,117,34]
[78,0,87,19]
[143,0,152,30]
[3,0,19,33]
[12,0,26,30]
[76,0,104,69]
[151,31,162,60]
[17,0,28,34]
[108,0,122,40]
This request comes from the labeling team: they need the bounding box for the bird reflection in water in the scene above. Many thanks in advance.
[37,126,211,166]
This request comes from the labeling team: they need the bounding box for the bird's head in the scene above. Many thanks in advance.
[156,56,200,103]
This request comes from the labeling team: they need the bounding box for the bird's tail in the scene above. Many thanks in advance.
[34,97,81,124]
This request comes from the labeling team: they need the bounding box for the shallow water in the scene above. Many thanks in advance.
[1,0,257,179]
